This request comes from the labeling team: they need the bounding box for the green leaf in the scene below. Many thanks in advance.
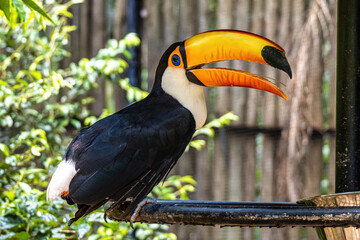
[5,190,15,201]
[84,116,97,126]
[18,182,32,193]
[189,139,205,150]
[0,0,12,21]
[13,231,30,240]
[23,9,34,29]
[63,25,76,33]
[0,143,10,157]
[42,90,51,100]
[195,128,214,137]
[30,145,42,156]
[22,0,54,24]
[70,119,81,129]
[0,217,18,230]
[179,175,197,185]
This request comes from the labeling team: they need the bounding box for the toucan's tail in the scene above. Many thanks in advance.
[68,200,108,226]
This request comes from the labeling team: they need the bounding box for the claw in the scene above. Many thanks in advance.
[103,212,108,223]
[130,197,157,229]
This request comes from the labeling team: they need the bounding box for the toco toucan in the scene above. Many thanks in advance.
[47,30,292,225]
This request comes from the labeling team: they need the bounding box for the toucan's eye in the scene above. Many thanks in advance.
[171,54,181,66]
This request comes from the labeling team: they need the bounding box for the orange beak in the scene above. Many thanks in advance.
[180,30,292,100]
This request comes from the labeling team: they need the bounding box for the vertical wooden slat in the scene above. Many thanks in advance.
[277,0,292,126]
[275,0,292,204]
[232,0,250,124]
[163,0,178,45]
[113,0,126,40]
[229,0,252,238]
[79,0,89,58]
[70,3,81,63]
[225,131,243,240]
[113,0,127,110]
[245,0,264,126]
[326,1,337,195]
[194,144,212,240]
[145,0,162,89]
[212,133,228,240]
[289,0,304,202]
[214,0,233,201]
[215,0,233,116]
[198,0,209,32]
[242,133,257,240]
[214,1,236,239]
[303,18,325,239]
[261,1,279,239]
[262,0,278,128]
[196,1,211,239]
[284,0,306,239]
[260,136,278,240]
[179,0,198,39]
[240,0,264,239]
[275,0,294,239]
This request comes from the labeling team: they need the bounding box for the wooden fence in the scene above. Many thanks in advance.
[65,0,337,239]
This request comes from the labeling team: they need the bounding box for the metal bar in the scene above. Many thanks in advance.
[336,0,360,193]
[108,200,360,227]
[126,0,142,88]
[220,126,335,137]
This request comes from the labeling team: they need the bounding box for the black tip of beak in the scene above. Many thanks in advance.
[262,46,292,79]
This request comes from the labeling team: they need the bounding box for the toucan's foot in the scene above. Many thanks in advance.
[130,197,157,229]
[68,217,76,226]
[103,212,108,223]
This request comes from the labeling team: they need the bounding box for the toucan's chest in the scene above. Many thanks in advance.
[160,67,207,129]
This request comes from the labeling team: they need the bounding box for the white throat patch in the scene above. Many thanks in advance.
[161,67,207,129]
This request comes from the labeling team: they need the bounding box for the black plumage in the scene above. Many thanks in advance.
[63,43,196,224]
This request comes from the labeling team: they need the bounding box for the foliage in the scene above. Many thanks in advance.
[187,112,239,151]
[0,1,237,239]
[151,175,196,200]
[0,0,56,29]
[0,1,192,239]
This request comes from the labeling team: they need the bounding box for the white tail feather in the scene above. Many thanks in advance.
[47,160,76,201]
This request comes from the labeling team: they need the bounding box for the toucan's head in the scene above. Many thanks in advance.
[153,30,291,100]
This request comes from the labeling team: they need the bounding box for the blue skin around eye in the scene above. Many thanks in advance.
[172,55,181,66]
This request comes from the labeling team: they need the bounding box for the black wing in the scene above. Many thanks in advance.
[66,95,195,217]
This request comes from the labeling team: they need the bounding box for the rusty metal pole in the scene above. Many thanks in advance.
[336,0,360,193]
[108,199,360,227]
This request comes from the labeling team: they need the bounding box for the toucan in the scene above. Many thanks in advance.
[47,30,292,225]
